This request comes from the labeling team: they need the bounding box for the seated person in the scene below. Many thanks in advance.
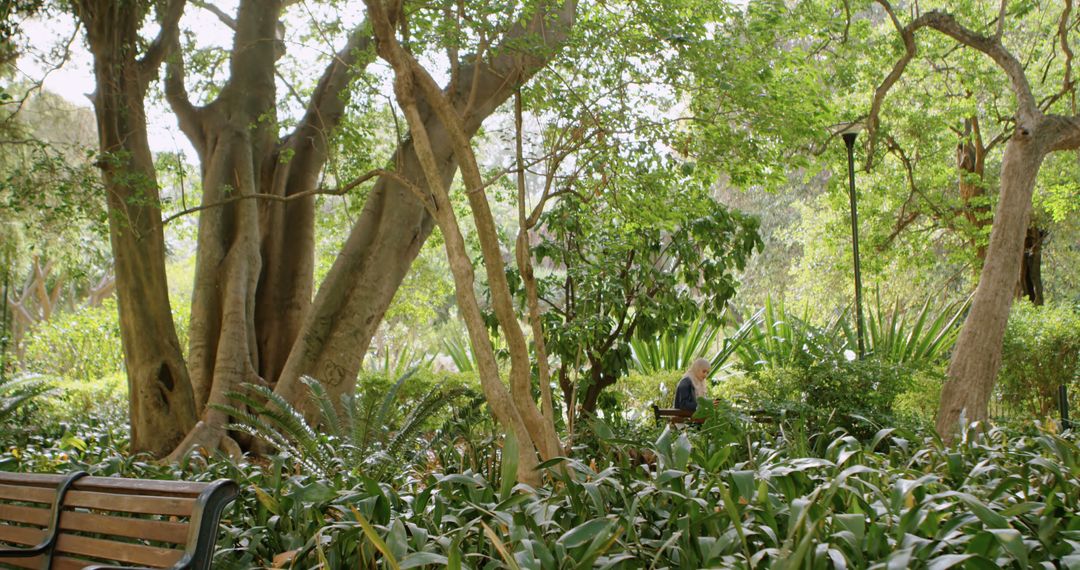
[673,358,710,412]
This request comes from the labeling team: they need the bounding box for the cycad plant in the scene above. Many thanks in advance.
[215,372,471,483]
[0,373,51,425]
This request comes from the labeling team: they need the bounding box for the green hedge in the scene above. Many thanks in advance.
[999,301,1080,418]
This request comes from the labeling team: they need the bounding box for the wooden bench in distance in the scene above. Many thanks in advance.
[651,404,703,426]
[0,472,238,570]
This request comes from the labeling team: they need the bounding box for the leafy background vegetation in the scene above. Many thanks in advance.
[1,0,1079,567]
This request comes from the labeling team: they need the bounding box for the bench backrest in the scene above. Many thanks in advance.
[0,472,237,570]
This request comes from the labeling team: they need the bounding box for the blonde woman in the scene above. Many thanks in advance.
[673,358,710,412]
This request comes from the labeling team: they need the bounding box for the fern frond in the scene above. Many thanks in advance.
[386,385,472,463]
[302,376,341,439]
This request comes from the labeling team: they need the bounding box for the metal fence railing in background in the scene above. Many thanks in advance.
[989,382,1074,430]
[1060,384,1072,430]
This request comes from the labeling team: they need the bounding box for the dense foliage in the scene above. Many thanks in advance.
[998,301,1080,418]
[2,398,1076,569]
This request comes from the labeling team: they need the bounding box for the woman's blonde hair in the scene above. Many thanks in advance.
[686,357,710,378]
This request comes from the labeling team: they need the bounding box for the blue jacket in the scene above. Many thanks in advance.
[673,376,697,412]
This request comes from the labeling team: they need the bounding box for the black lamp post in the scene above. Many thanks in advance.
[841,126,865,358]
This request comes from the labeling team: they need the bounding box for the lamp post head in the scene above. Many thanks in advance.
[839,123,863,151]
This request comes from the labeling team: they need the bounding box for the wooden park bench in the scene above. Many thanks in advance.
[651,403,777,427]
[651,404,703,426]
[0,472,238,570]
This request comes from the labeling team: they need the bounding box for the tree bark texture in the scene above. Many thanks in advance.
[273,0,580,425]
[957,117,989,262]
[73,0,197,456]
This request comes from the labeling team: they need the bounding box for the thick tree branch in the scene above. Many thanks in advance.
[284,22,374,160]
[1046,114,1080,151]
[163,40,205,156]
[191,0,236,30]
[866,1,916,166]
[139,0,187,85]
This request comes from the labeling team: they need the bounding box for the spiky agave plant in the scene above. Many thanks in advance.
[835,291,971,366]
[214,371,471,482]
[630,312,758,380]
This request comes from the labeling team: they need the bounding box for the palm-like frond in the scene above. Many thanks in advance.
[214,369,472,482]
[0,373,52,422]
[303,375,341,440]
[385,385,473,464]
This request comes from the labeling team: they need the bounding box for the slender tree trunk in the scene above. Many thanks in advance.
[957,117,989,262]
[515,92,557,429]
[74,0,196,456]
[936,134,1046,438]
[579,368,616,417]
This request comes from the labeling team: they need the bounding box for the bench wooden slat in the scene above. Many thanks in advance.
[53,555,105,570]
[74,477,210,498]
[59,511,189,545]
[0,522,45,546]
[0,484,55,505]
[0,504,50,527]
[64,490,194,517]
[0,553,43,568]
[54,533,184,567]
[0,473,64,487]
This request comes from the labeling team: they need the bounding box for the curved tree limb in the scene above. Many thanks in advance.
[870,2,1041,165]
[161,168,391,224]
[138,0,188,86]
[163,39,206,156]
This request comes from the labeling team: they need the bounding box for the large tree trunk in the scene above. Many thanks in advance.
[579,368,617,417]
[936,132,1046,438]
[273,0,579,421]
[167,0,284,455]
[252,28,370,386]
[74,0,196,456]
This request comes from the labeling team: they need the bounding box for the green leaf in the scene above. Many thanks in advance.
[399,552,450,569]
[558,519,614,549]
[926,554,973,570]
[500,429,520,499]
[350,507,400,570]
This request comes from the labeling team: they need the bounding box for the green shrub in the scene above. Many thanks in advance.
[610,371,669,415]
[725,356,914,436]
[354,368,478,435]
[4,399,1079,569]
[20,298,191,382]
[893,366,945,426]
[21,299,124,382]
[33,371,128,426]
[998,300,1080,417]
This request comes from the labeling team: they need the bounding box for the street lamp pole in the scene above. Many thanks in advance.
[842,129,866,358]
